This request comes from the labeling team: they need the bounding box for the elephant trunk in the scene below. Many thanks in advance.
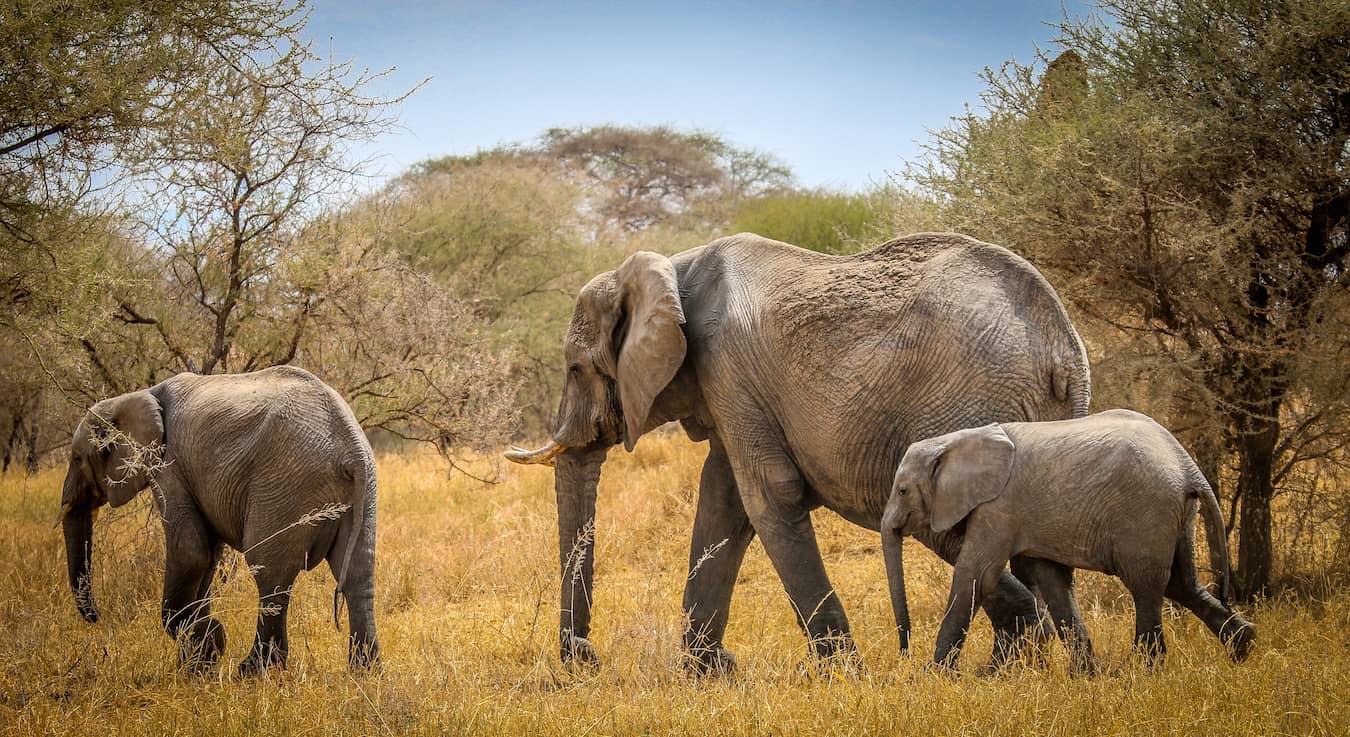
[881,523,911,654]
[62,508,100,623]
[554,446,606,665]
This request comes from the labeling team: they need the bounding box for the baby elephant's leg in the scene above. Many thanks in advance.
[1163,543,1255,661]
[935,551,1008,669]
[1019,557,1095,675]
[1120,567,1168,668]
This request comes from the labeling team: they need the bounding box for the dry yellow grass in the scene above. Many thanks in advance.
[1,432,1347,736]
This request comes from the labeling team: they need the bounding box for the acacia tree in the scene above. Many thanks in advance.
[386,132,791,435]
[0,1,301,216]
[3,0,517,464]
[541,125,792,232]
[919,0,1350,597]
[280,204,519,454]
[1,1,309,469]
[385,157,591,429]
[94,27,517,452]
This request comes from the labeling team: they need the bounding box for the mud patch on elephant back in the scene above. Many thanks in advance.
[770,260,923,344]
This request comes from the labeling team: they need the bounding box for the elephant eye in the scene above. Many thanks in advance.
[568,363,582,375]
[897,485,909,496]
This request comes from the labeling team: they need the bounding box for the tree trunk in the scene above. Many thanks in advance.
[23,411,38,474]
[1234,407,1280,600]
[2,412,17,473]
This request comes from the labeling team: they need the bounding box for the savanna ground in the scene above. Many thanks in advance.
[1,433,1346,736]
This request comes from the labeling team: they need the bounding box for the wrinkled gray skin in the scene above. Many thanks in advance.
[505,232,1091,673]
[882,410,1256,673]
[59,366,378,675]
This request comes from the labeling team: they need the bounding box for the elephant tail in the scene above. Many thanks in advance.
[1194,471,1236,604]
[333,453,376,630]
[1050,351,1092,418]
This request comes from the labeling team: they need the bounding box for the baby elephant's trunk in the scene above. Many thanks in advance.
[880,515,911,654]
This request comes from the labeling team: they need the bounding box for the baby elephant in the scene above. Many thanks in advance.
[881,409,1255,673]
[58,366,379,675]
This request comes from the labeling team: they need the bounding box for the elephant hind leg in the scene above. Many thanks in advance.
[239,557,300,677]
[1019,557,1095,675]
[326,515,380,670]
[1163,542,1255,661]
[1120,565,1169,668]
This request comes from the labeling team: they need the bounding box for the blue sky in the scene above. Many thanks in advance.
[306,1,1092,191]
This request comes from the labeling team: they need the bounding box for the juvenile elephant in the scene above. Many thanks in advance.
[881,409,1256,673]
[58,366,379,674]
[505,232,1091,673]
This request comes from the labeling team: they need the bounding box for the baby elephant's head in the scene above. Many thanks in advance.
[883,424,1016,536]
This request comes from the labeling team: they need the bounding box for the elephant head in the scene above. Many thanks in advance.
[888,423,1016,534]
[504,250,686,663]
[58,390,165,623]
[881,424,1015,653]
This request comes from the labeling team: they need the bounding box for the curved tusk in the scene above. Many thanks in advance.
[503,439,565,467]
[55,502,74,528]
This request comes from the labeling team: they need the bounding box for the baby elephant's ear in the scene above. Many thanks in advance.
[930,424,1015,533]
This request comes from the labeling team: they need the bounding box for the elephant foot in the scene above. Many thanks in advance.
[1067,656,1100,678]
[178,618,226,674]
[238,642,287,678]
[807,631,856,660]
[348,637,382,672]
[561,633,599,669]
[797,636,862,680]
[1223,620,1256,662]
[75,592,100,624]
[684,644,737,678]
[925,658,961,678]
[985,618,1050,672]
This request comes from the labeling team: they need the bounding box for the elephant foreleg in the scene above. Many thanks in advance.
[916,527,1043,669]
[194,542,223,615]
[934,549,1007,669]
[161,504,226,673]
[682,439,755,676]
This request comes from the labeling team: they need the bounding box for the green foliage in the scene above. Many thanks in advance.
[1,0,515,464]
[916,0,1350,596]
[377,154,613,434]
[731,187,906,254]
[0,1,303,214]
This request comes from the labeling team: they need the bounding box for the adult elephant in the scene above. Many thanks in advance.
[58,366,379,674]
[505,232,1091,673]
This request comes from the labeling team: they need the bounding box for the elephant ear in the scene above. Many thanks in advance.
[612,251,687,452]
[929,424,1015,533]
[89,390,164,506]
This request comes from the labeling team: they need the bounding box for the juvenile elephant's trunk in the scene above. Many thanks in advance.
[881,524,911,654]
[554,446,606,665]
[62,508,100,623]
